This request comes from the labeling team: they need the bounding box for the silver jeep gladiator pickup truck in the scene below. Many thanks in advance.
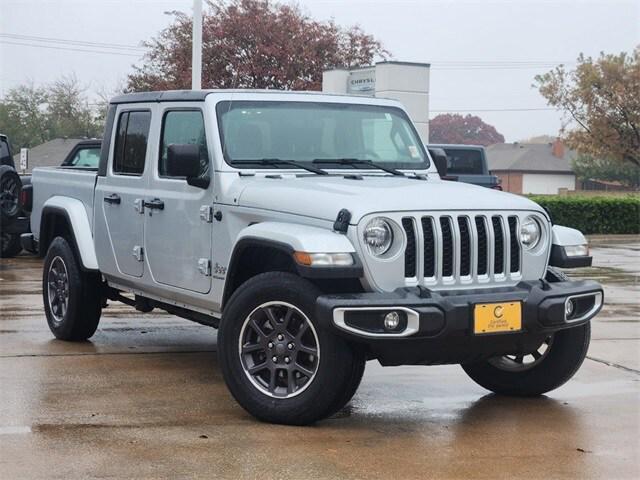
[26,90,603,425]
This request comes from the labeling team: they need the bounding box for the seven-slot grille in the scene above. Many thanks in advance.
[402,214,522,283]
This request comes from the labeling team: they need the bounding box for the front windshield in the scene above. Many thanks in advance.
[216,101,429,169]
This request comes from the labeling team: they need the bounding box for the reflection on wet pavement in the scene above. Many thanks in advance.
[1,239,639,479]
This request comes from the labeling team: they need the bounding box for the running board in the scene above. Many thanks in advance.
[105,287,219,328]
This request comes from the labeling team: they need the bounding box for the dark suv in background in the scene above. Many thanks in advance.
[0,134,30,257]
[0,136,101,257]
[427,144,501,189]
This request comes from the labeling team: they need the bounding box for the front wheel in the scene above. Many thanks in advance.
[218,272,365,425]
[461,322,590,396]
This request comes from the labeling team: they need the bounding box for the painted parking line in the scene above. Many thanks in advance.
[0,426,31,434]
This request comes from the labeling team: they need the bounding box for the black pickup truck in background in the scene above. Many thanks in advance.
[427,144,502,190]
[0,137,101,257]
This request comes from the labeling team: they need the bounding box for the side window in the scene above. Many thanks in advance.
[159,110,209,178]
[113,111,151,175]
[68,147,101,168]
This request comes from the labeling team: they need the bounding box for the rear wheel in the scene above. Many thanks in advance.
[0,166,21,225]
[218,272,365,425]
[43,236,102,341]
[0,232,22,258]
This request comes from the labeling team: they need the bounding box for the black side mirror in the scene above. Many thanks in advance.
[428,148,448,177]
[166,144,209,188]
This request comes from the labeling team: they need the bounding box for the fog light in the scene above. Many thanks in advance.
[384,311,401,330]
[565,299,575,318]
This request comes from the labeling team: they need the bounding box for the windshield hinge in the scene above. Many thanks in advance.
[409,174,428,180]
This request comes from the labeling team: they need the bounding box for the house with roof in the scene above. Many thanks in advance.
[12,138,92,173]
[486,140,576,194]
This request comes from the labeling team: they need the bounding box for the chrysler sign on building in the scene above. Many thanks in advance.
[323,61,430,141]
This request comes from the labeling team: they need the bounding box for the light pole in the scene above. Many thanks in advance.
[192,0,203,90]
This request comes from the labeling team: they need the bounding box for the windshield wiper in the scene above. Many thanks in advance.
[230,158,328,175]
[312,158,405,176]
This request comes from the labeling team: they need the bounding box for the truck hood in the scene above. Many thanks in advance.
[235,175,545,224]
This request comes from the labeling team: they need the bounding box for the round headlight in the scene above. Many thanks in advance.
[363,218,394,256]
[520,216,541,249]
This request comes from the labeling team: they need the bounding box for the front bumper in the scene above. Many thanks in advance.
[316,279,603,366]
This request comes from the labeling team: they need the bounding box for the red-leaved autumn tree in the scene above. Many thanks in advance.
[429,114,505,146]
[127,0,389,92]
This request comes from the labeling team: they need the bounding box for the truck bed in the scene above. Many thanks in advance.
[454,173,501,188]
[30,167,97,240]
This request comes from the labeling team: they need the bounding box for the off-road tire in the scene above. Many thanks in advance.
[463,265,590,396]
[218,272,366,425]
[0,165,22,225]
[325,346,367,418]
[43,236,102,341]
[1,232,22,258]
[462,322,590,396]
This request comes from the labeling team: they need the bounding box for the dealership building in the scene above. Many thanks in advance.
[322,61,431,142]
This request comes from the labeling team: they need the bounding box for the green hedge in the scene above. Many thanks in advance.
[527,195,640,234]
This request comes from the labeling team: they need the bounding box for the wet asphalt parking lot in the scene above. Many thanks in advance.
[1,236,639,479]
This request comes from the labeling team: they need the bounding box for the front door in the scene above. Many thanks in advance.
[94,108,153,278]
[144,106,213,294]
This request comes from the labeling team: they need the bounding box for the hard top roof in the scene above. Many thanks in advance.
[109,89,401,105]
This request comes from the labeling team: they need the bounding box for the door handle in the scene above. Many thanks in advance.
[103,193,121,205]
[144,198,165,210]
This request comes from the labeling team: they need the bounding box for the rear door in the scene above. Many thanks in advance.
[94,107,153,278]
[143,105,213,294]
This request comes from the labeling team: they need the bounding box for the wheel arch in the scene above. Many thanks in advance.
[221,222,363,309]
[222,238,299,310]
[549,225,592,269]
[39,197,98,270]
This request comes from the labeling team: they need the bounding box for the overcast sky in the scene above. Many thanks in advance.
[1,0,638,141]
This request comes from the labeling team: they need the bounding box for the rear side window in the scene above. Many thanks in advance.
[159,110,209,178]
[113,111,151,175]
[67,147,101,168]
[442,148,484,175]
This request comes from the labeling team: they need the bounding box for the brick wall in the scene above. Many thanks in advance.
[495,172,523,194]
